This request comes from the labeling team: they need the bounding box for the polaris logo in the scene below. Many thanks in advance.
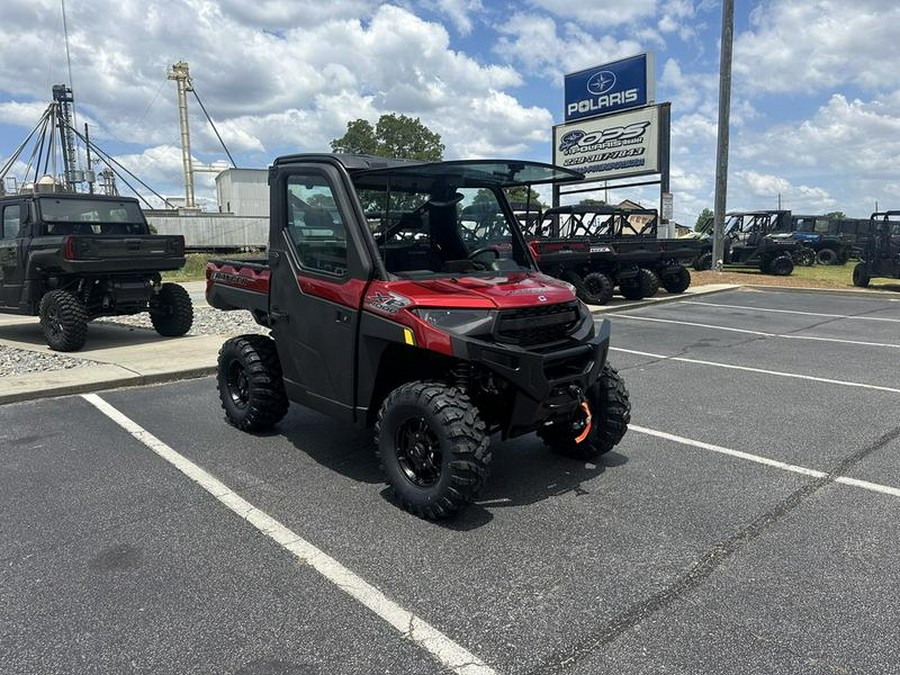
[586,71,616,95]
[567,89,639,117]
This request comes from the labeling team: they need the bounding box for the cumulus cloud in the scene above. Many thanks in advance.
[734,0,900,93]
[1,0,897,219]
[494,13,644,83]
[425,0,485,35]
[524,0,658,26]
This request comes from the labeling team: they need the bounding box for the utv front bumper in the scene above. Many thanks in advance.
[450,318,610,438]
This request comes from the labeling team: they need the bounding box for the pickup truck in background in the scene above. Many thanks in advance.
[0,193,192,351]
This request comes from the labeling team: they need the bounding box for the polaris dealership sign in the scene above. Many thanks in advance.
[553,104,669,182]
[564,53,654,122]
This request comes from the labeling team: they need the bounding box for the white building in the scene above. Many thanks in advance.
[215,168,268,216]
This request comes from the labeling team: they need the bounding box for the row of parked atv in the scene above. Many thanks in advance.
[520,204,698,305]
[691,209,857,272]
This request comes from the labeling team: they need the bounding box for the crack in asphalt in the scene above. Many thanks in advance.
[526,422,900,675]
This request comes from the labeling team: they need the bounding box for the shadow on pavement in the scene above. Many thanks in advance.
[281,406,629,530]
[0,320,176,350]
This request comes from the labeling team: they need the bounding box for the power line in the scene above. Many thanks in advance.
[190,87,237,168]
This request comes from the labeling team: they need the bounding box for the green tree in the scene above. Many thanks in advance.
[824,211,846,220]
[695,207,713,231]
[578,198,607,206]
[505,186,545,210]
[331,114,444,160]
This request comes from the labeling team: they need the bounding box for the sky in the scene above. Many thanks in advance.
[1,0,898,226]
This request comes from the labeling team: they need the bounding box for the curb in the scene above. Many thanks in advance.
[0,366,216,406]
[588,283,741,315]
[743,284,900,299]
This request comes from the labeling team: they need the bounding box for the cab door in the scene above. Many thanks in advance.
[268,162,372,422]
[0,203,25,308]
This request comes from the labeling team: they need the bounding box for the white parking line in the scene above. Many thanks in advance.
[610,346,900,394]
[613,314,900,349]
[681,300,900,323]
[631,424,900,499]
[82,393,498,675]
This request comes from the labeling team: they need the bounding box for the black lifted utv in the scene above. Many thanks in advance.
[524,204,697,305]
[0,193,192,350]
[206,154,631,519]
[694,210,799,275]
[852,211,900,288]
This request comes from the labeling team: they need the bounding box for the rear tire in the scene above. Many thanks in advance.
[150,283,194,337]
[619,275,644,300]
[816,247,838,265]
[852,262,870,288]
[39,290,88,352]
[581,272,614,305]
[639,268,660,297]
[538,363,631,460]
[217,334,289,432]
[770,255,794,276]
[693,252,712,271]
[661,266,691,293]
[794,246,816,267]
[375,382,490,519]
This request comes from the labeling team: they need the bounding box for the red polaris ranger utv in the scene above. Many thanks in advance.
[206,154,630,519]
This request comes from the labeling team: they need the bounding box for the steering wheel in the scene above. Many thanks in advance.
[468,245,500,261]
[467,245,500,269]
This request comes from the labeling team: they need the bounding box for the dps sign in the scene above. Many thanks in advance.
[564,53,654,122]
[553,105,668,182]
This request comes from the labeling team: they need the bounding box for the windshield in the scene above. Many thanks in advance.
[36,198,149,235]
[353,180,532,279]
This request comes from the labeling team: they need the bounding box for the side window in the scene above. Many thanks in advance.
[2,205,21,239]
[285,174,347,278]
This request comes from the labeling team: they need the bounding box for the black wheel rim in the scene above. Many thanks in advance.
[45,304,62,338]
[585,277,604,294]
[226,359,251,409]
[395,417,442,487]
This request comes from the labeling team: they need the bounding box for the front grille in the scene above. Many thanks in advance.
[495,301,580,347]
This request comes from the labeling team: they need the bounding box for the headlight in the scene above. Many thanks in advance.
[413,308,494,335]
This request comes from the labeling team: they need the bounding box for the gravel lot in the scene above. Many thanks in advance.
[2,307,264,377]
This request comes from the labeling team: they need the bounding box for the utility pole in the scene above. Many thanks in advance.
[712,0,734,271]
[168,61,195,209]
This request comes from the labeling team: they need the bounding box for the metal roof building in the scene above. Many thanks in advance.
[215,168,268,216]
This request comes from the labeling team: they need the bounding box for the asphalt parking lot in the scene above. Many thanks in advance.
[2,287,899,674]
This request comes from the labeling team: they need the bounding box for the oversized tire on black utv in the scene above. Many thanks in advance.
[150,282,194,337]
[852,262,870,288]
[661,266,691,293]
[375,381,490,520]
[619,280,644,301]
[581,272,614,305]
[217,334,289,432]
[39,290,88,352]
[538,363,631,460]
[639,268,660,297]
[816,247,838,266]
[770,254,794,276]
[794,246,816,267]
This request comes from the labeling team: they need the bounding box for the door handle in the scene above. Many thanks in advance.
[335,310,350,324]
[270,310,289,324]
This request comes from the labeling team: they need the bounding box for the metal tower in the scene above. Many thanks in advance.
[51,84,79,190]
[168,61,195,208]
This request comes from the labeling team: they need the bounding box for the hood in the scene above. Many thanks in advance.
[374,272,576,310]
